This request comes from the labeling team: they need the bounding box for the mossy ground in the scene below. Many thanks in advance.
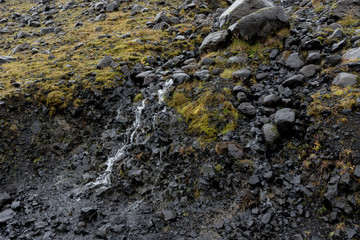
[0,0,197,113]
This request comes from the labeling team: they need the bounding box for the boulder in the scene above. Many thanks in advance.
[229,7,289,43]
[299,64,319,78]
[262,124,280,149]
[0,209,16,223]
[332,72,358,87]
[199,30,231,54]
[238,102,256,117]
[106,2,118,12]
[97,56,117,69]
[330,0,360,19]
[219,0,274,28]
[232,68,252,81]
[343,47,360,61]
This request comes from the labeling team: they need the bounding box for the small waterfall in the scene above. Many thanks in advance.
[74,79,173,195]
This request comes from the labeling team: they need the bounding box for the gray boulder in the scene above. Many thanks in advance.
[106,2,118,12]
[282,75,304,88]
[0,209,16,223]
[229,7,289,43]
[332,72,358,87]
[232,68,252,81]
[199,30,231,54]
[0,56,16,65]
[154,11,171,24]
[343,47,360,61]
[285,52,304,70]
[238,102,256,117]
[97,56,118,69]
[172,72,190,84]
[274,108,296,133]
[219,0,274,28]
[299,64,319,78]
[330,0,360,19]
[262,124,280,149]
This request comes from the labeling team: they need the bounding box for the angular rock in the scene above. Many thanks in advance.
[332,72,358,87]
[199,30,231,54]
[194,70,211,81]
[40,27,54,35]
[274,108,295,133]
[262,124,280,149]
[261,211,272,224]
[229,7,289,43]
[172,72,190,84]
[263,94,280,107]
[0,192,11,208]
[285,53,304,69]
[248,175,261,186]
[219,0,274,28]
[97,56,116,69]
[161,210,176,221]
[80,206,97,222]
[154,11,170,24]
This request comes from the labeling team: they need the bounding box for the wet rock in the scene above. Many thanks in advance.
[262,124,280,149]
[229,7,289,43]
[199,30,231,54]
[285,53,304,70]
[238,102,256,117]
[0,192,11,208]
[161,210,176,221]
[0,209,16,223]
[354,165,360,178]
[332,72,358,87]
[219,0,274,28]
[274,108,295,133]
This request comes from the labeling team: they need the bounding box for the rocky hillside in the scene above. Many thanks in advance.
[0,0,360,239]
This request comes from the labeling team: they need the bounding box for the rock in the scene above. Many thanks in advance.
[40,27,54,35]
[0,192,11,208]
[97,56,116,69]
[154,11,170,24]
[172,72,190,84]
[274,108,295,133]
[229,7,289,43]
[282,75,304,88]
[305,52,321,64]
[194,70,211,81]
[200,57,215,66]
[10,201,20,210]
[248,175,261,186]
[285,53,304,69]
[0,56,16,65]
[80,206,97,222]
[261,211,272,224]
[106,2,118,12]
[324,184,338,202]
[263,94,280,107]
[291,234,303,240]
[199,30,231,54]
[11,42,31,54]
[343,47,360,61]
[238,102,256,117]
[232,68,252,81]
[330,0,360,19]
[331,38,347,52]
[332,72,358,87]
[219,0,274,28]
[161,210,176,221]
[94,2,105,11]
[354,165,360,178]
[328,29,343,39]
[227,144,244,159]
[0,209,16,223]
[262,124,280,149]
[299,64,319,78]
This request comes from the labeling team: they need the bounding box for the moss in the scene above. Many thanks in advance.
[134,93,144,103]
[169,82,239,142]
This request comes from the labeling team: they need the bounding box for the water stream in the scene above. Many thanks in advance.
[74,79,173,195]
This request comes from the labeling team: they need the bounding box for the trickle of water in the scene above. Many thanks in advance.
[74,79,173,195]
